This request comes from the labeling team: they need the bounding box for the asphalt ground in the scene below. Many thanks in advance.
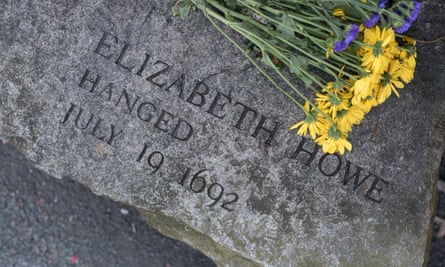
[0,141,444,267]
[0,142,216,267]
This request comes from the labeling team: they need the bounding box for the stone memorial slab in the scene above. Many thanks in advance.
[1,1,444,266]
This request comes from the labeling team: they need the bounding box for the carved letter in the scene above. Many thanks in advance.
[365,176,389,203]
[90,118,107,141]
[318,153,342,176]
[343,160,373,190]
[94,31,118,60]
[233,102,257,131]
[137,102,156,122]
[107,124,123,147]
[74,108,94,130]
[98,84,114,101]
[290,137,319,167]
[207,91,231,119]
[251,115,280,146]
[154,109,174,132]
[146,60,171,88]
[186,80,210,107]
[79,69,101,93]
[165,74,186,100]
[115,89,140,115]
[115,43,135,72]
[60,103,76,124]
[172,119,194,141]
[136,53,151,76]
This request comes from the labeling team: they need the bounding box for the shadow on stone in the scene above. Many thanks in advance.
[428,150,445,267]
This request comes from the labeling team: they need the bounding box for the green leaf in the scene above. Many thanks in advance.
[172,0,193,19]
[261,50,274,67]
[289,55,312,86]
[224,0,237,10]
[300,75,313,87]
[276,13,295,41]
[289,54,308,73]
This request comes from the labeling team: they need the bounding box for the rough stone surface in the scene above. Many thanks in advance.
[0,0,444,266]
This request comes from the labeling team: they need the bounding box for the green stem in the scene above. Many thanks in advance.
[202,1,328,86]
[201,9,306,111]
[198,3,336,124]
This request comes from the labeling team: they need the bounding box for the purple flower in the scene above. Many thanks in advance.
[394,1,422,33]
[334,24,359,52]
[345,24,360,43]
[394,20,411,33]
[411,1,422,21]
[334,41,348,52]
[364,13,380,28]
[364,0,387,28]
[378,0,387,9]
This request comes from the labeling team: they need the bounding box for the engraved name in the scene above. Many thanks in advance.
[58,28,392,209]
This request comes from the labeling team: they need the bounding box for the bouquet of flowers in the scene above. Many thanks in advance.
[173,0,421,154]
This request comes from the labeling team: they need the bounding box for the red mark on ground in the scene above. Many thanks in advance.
[70,255,79,264]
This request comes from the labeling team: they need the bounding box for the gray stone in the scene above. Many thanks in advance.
[0,0,444,266]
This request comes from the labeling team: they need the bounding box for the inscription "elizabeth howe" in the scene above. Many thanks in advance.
[58,29,390,210]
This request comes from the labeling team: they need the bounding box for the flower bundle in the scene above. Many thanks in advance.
[173,0,421,154]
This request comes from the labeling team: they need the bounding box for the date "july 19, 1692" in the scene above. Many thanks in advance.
[136,143,239,212]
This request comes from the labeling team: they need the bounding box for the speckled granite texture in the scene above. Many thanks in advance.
[1,0,444,266]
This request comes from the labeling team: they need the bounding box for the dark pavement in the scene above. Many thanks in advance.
[0,142,216,267]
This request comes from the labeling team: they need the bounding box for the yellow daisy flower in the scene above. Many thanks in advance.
[290,102,329,139]
[315,125,352,155]
[351,73,380,105]
[375,60,405,104]
[399,56,415,83]
[335,105,365,133]
[399,47,416,83]
[359,96,378,113]
[325,47,334,59]
[403,36,417,46]
[360,26,398,74]
[315,89,351,119]
[332,8,345,19]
